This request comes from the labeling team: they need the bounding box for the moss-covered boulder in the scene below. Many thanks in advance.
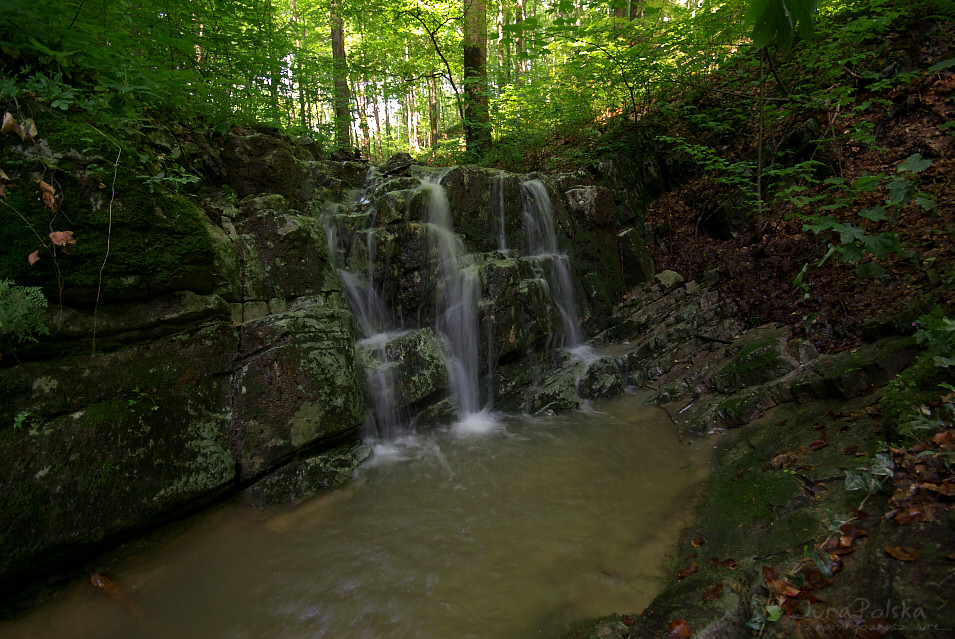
[0,313,238,597]
[231,305,366,479]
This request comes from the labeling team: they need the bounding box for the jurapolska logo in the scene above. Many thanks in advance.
[804,597,927,622]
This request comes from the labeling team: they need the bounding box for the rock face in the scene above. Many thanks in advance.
[0,124,368,604]
[0,122,661,604]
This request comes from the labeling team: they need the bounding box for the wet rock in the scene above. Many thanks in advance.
[383,328,450,408]
[654,269,685,290]
[242,443,372,508]
[232,306,366,479]
[378,152,418,176]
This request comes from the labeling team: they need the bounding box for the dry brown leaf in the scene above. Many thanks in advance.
[1,111,17,136]
[690,535,706,548]
[621,615,634,627]
[893,506,924,525]
[702,580,724,601]
[884,545,919,561]
[676,562,698,580]
[667,619,692,639]
[27,250,40,265]
[49,230,75,246]
[38,180,59,212]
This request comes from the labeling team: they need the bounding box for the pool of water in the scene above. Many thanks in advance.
[0,394,712,639]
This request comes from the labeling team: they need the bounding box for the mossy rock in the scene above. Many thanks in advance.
[1,114,218,303]
[880,352,955,443]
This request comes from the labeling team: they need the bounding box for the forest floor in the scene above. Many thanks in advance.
[641,15,954,354]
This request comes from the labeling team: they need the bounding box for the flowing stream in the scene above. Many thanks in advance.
[1,394,712,639]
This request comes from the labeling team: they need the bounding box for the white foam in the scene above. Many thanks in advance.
[452,410,502,437]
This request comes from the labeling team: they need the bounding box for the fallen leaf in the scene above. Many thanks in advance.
[850,505,870,520]
[884,545,919,561]
[667,619,692,639]
[676,562,698,580]
[1,111,17,135]
[702,580,723,601]
[921,480,955,496]
[621,615,634,627]
[841,444,860,455]
[721,557,738,569]
[27,250,40,265]
[809,438,828,451]
[770,453,791,468]
[762,565,779,582]
[932,431,954,447]
[690,535,706,548]
[893,506,924,525]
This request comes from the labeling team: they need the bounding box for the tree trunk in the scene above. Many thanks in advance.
[630,0,645,19]
[330,0,351,149]
[463,0,491,156]
[428,71,439,150]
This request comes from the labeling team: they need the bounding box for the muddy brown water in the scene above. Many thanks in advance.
[1,394,713,639]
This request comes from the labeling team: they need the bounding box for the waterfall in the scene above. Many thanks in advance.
[520,179,586,351]
[490,174,508,252]
[324,210,404,446]
[420,177,485,423]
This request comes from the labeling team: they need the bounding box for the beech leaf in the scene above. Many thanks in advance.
[676,562,698,579]
[884,545,919,561]
[667,619,693,639]
[1,111,18,135]
[702,580,724,601]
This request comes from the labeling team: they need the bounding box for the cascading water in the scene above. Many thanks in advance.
[490,174,508,252]
[419,176,488,429]
[521,179,586,352]
[323,206,404,445]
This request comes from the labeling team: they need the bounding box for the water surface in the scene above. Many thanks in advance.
[1,394,711,639]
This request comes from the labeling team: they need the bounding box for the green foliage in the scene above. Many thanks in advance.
[745,0,817,52]
[0,278,49,348]
[797,154,935,277]
[915,307,955,373]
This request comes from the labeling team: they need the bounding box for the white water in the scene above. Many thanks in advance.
[521,179,586,350]
[421,176,485,420]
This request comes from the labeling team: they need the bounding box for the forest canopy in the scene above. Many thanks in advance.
[0,0,823,163]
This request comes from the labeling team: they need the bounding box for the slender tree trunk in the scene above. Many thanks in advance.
[463,0,491,156]
[428,71,439,150]
[630,0,645,20]
[372,85,383,161]
[331,0,351,149]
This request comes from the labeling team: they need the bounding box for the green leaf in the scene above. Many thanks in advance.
[845,469,882,492]
[855,262,885,278]
[807,547,834,577]
[928,58,955,72]
[862,232,901,258]
[834,222,864,244]
[897,153,932,173]
[803,216,838,234]
[886,176,911,206]
[869,453,894,477]
[858,206,888,222]
[765,605,784,622]
[916,195,937,211]
[850,174,882,192]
